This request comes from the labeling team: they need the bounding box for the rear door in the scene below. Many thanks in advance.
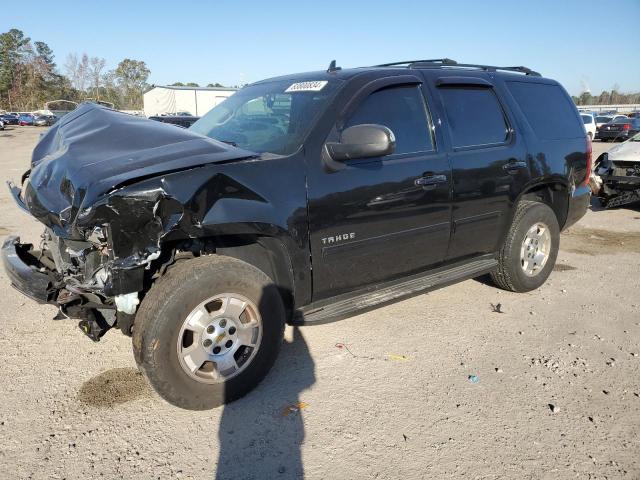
[425,73,530,260]
[306,77,452,300]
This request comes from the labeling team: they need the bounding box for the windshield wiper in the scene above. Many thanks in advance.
[219,140,238,147]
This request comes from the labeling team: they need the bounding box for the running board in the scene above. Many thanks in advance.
[293,256,498,325]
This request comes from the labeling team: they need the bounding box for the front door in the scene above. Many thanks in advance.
[306,81,452,301]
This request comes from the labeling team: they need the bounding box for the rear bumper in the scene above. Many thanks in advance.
[597,130,630,140]
[1,236,55,303]
[564,185,591,230]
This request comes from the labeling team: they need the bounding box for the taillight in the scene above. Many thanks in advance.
[581,134,592,187]
[623,123,631,130]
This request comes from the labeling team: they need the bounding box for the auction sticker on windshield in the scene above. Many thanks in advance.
[285,81,328,93]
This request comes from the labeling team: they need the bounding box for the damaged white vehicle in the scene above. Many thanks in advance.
[591,132,640,208]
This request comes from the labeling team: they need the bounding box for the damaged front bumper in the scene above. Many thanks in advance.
[1,236,58,303]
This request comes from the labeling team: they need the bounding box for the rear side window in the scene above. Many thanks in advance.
[581,115,592,124]
[438,87,509,148]
[345,85,434,154]
[507,81,583,140]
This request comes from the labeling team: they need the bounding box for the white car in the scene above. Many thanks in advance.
[591,132,640,207]
[580,113,596,140]
[0,119,4,131]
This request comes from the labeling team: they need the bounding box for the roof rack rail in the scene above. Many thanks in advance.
[374,58,458,67]
[410,60,541,76]
[374,58,541,76]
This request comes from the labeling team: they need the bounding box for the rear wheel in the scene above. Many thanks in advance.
[491,201,560,292]
[133,255,285,410]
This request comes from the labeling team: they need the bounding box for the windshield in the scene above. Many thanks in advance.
[190,79,341,155]
[581,115,592,124]
[596,116,612,123]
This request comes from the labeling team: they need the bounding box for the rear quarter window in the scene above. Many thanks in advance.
[507,81,584,140]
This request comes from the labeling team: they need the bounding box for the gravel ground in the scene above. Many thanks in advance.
[0,126,638,480]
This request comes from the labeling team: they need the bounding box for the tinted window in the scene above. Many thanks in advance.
[596,116,612,123]
[191,80,340,155]
[345,85,434,154]
[613,118,631,124]
[438,87,508,148]
[508,82,584,140]
[581,115,592,124]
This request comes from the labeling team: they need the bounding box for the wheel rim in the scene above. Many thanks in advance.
[520,222,552,277]
[176,293,262,384]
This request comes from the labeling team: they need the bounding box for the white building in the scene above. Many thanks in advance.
[143,85,237,117]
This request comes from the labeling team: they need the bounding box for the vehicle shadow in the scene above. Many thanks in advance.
[215,323,315,480]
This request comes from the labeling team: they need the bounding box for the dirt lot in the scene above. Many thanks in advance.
[0,126,638,480]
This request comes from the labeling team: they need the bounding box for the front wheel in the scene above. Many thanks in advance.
[132,255,285,410]
[491,201,560,292]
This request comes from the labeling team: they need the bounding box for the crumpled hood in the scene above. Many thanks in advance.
[607,140,640,162]
[23,103,255,228]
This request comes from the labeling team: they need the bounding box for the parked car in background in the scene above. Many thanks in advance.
[581,113,597,140]
[33,115,58,127]
[0,113,19,125]
[148,114,200,128]
[595,115,628,139]
[18,114,34,126]
[597,117,640,142]
[0,119,4,131]
[592,131,640,208]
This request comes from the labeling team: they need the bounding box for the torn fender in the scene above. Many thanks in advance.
[23,102,257,237]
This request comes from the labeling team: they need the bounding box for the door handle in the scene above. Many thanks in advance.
[503,160,528,173]
[414,174,448,189]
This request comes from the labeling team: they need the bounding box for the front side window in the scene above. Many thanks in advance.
[190,79,340,155]
[345,85,435,155]
[438,87,509,148]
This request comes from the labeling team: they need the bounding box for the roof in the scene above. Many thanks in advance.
[150,85,238,92]
[251,59,546,87]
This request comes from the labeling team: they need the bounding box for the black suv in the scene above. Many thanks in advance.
[2,59,591,410]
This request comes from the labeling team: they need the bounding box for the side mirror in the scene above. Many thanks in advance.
[326,124,396,161]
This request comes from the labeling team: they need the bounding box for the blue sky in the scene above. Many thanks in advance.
[4,0,639,95]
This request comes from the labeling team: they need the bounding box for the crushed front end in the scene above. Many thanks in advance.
[2,102,256,341]
[2,189,156,341]
[592,152,640,209]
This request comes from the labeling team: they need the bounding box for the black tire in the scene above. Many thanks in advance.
[132,255,285,410]
[491,201,560,293]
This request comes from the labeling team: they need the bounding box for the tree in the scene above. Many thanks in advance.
[89,56,106,100]
[34,41,54,67]
[207,82,225,88]
[185,82,199,87]
[114,58,150,109]
[170,82,185,86]
[64,53,90,93]
[0,28,31,108]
